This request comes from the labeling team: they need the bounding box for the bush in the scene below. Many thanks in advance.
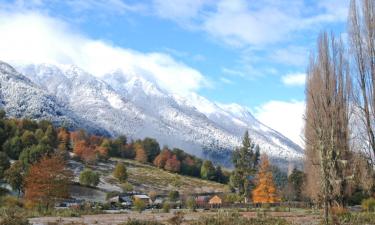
[134,198,146,212]
[168,190,179,202]
[0,195,23,208]
[162,202,170,213]
[362,197,375,212]
[121,182,134,192]
[113,162,128,182]
[186,197,196,211]
[79,168,100,187]
[0,207,30,225]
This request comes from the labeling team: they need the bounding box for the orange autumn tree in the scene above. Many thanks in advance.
[24,154,72,208]
[252,154,280,203]
[134,143,148,163]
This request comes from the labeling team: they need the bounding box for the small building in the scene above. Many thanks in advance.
[208,195,223,208]
[195,195,210,208]
[108,195,133,208]
[133,194,151,205]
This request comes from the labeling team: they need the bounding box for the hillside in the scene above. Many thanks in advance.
[0,61,303,169]
[68,158,229,202]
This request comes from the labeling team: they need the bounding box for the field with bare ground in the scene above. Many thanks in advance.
[29,209,323,225]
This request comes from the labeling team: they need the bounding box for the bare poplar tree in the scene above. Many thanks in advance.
[349,0,375,164]
[305,33,352,224]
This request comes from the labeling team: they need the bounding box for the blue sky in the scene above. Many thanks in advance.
[0,0,350,145]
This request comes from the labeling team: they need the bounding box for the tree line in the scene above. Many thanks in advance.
[304,0,375,223]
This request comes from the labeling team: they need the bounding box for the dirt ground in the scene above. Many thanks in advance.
[29,210,322,225]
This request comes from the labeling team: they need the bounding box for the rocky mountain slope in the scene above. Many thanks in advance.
[0,61,303,168]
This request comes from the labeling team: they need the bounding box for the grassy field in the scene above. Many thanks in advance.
[74,158,229,196]
[115,158,228,194]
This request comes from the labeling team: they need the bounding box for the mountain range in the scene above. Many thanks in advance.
[0,61,303,169]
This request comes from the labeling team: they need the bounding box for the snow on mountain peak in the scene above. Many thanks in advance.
[3,61,304,169]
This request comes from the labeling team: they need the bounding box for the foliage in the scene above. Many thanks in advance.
[162,201,170,213]
[113,162,128,182]
[24,154,72,208]
[0,151,10,179]
[252,154,280,203]
[288,168,305,201]
[121,182,134,192]
[0,207,30,225]
[200,160,216,181]
[141,138,160,162]
[135,144,148,163]
[186,197,196,211]
[362,197,375,212]
[4,160,24,196]
[79,168,100,187]
[134,198,146,212]
[168,190,180,201]
[153,148,172,168]
[165,155,181,173]
[231,131,260,197]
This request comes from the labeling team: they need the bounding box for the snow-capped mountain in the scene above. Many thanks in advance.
[2,61,303,169]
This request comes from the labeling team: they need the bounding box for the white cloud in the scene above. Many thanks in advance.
[281,73,306,86]
[219,77,234,84]
[0,11,209,95]
[254,100,305,147]
[151,0,349,47]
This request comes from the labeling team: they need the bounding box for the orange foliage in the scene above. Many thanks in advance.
[153,149,172,168]
[57,128,70,151]
[164,155,181,173]
[252,154,280,203]
[89,135,103,146]
[134,143,147,163]
[24,155,72,208]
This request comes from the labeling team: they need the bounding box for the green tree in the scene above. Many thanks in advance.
[113,162,128,182]
[2,136,22,160]
[19,144,53,167]
[4,161,24,196]
[288,168,305,201]
[186,197,196,211]
[0,152,10,180]
[142,138,160,162]
[79,168,100,187]
[200,160,216,181]
[21,131,37,147]
[231,131,260,197]
[168,190,180,202]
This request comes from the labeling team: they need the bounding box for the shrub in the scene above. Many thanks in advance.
[168,190,179,202]
[0,207,30,225]
[0,195,23,208]
[79,168,100,187]
[162,202,170,213]
[362,197,375,212]
[113,162,128,182]
[186,197,196,211]
[121,182,134,192]
[134,198,146,212]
